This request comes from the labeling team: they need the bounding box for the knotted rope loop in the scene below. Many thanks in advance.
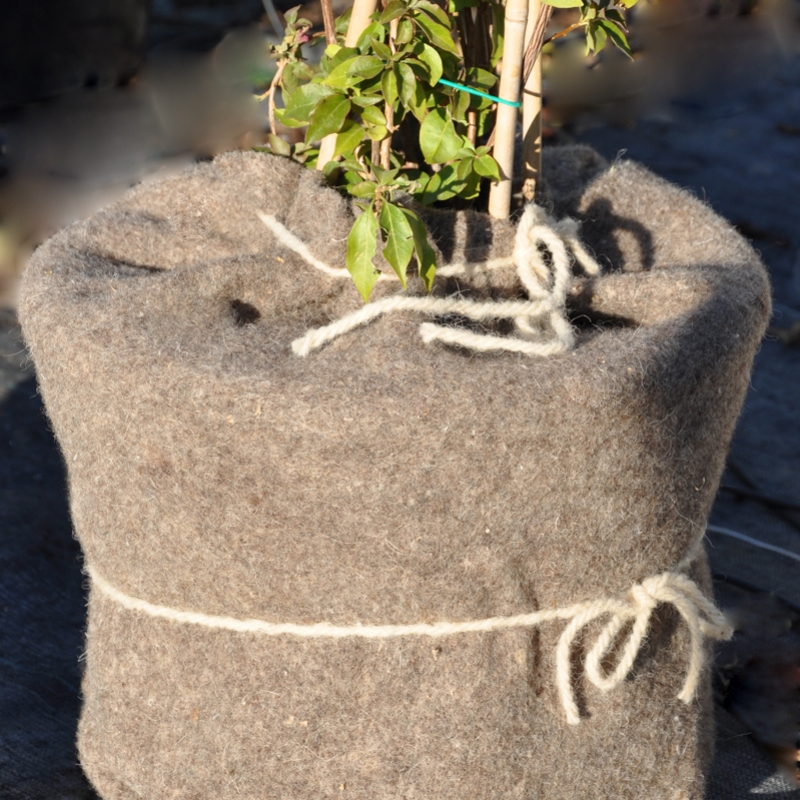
[258,205,600,357]
[555,571,733,725]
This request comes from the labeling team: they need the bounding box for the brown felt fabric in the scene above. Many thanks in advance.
[19,146,770,800]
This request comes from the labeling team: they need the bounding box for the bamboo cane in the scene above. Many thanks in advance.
[317,0,379,170]
[487,0,530,219]
[344,0,380,47]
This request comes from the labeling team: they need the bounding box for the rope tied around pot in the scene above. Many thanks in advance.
[257,205,601,358]
[88,566,732,725]
[554,570,731,725]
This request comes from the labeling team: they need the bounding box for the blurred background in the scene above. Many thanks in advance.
[1,0,799,306]
[0,2,799,798]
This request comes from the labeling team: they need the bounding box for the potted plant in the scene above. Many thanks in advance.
[18,2,771,799]
[265,0,637,300]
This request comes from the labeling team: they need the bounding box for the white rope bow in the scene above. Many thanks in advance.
[258,205,601,358]
[554,571,732,725]
[88,566,731,725]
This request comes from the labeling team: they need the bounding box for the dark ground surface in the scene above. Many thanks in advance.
[1,5,800,799]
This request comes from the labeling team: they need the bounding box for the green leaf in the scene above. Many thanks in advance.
[419,108,461,163]
[372,165,400,185]
[541,0,583,7]
[474,153,501,180]
[346,209,380,301]
[381,68,398,107]
[320,46,359,75]
[347,181,379,198]
[406,59,432,88]
[322,158,342,179]
[323,55,384,89]
[351,98,383,111]
[268,133,292,156]
[585,20,607,54]
[401,208,436,292]
[397,62,427,122]
[397,62,416,105]
[413,0,451,26]
[597,18,632,57]
[452,87,470,122]
[366,123,389,141]
[335,8,352,34]
[421,164,461,203]
[334,120,365,158]
[351,95,383,108]
[466,66,498,91]
[282,84,335,126]
[409,171,430,195]
[305,94,351,143]
[361,105,387,127]
[348,55,385,79]
[284,6,299,25]
[490,4,504,67]
[379,202,414,287]
[429,163,480,201]
[456,155,474,182]
[380,0,407,23]
[413,12,460,55]
[460,171,482,200]
[339,158,364,174]
[356,22,386,52]
[282,60,315,94]
[417,44,443,85]
[370,37,393,60]
[294,144,319,166]
[395,18,415,44]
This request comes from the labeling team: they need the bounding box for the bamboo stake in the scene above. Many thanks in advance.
[522,0,546,202]
[487,0,530,219]
[344,0,380,47]
[315,0,338,167]
[315,128,338,173]
[317,0,379,170]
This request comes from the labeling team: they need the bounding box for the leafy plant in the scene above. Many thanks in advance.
[264,0,635,301]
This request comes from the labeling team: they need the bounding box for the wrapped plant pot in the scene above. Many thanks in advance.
[19,146,770,800]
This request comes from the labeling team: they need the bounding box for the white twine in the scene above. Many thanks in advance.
[258,205,601,358]
[257,210,517,280]
[88,565,731,725]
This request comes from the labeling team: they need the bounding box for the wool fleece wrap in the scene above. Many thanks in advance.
[19,147,770,800]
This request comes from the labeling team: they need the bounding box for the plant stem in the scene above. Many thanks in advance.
[522,2,552,84]
[521,0,551,202]
[544,20,582,45]
[317,0,379,170]
[467,110,477,146]
[267,61,286,136]
[380,18,398,170]
[320,0,337,45]
[487,0,529,219]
